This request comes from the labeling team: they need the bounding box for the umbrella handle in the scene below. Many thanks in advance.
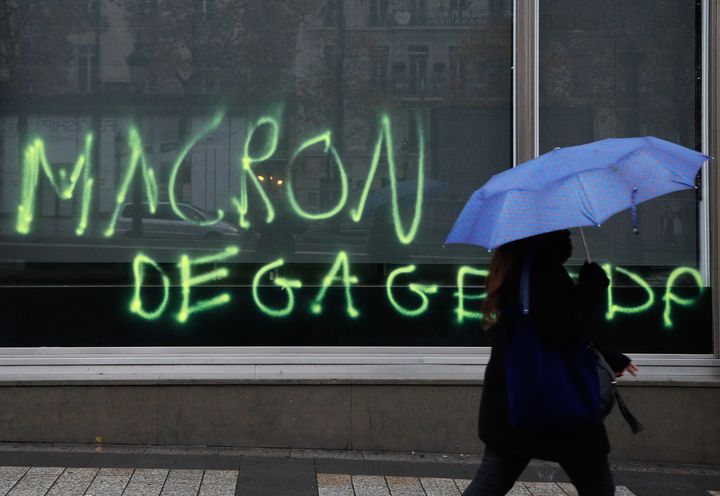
[578,227,592,263]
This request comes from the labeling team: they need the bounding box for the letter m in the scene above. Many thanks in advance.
[16,134,94,236]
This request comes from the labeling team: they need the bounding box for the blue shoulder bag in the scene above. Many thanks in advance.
[505,253,644,433]
[505,253,602,428]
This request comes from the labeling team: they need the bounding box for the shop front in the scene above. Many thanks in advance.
[0,0,718,463]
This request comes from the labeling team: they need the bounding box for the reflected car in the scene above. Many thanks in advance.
[116,202,240,240]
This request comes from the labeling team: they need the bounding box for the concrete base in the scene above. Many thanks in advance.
[0,383,717,464]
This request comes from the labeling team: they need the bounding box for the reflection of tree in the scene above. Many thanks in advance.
[0,0,96,95]
[123,0,313,100]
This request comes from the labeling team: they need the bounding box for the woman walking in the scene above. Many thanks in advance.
[463,229,638,496]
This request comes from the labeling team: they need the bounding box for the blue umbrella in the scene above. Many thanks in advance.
[445,137,710,256]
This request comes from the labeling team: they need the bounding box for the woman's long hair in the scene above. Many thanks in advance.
[481,238,532,330]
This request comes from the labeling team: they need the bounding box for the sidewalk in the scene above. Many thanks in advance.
[0,443,718,495]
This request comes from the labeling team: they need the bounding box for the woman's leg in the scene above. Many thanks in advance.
[558,456,615,496]
[462,447,530,496]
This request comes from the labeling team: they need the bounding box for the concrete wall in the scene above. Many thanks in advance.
[0,382,718,464]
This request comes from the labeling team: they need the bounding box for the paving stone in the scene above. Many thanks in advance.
[198,470,237,496]
[520,465,569,484]
[7,467,63,496]
[292,449,364,460]
[624,488,707,496]
[122,469,168,496]
[615,488,637,496]
[0,453,93,469]
[234,473,317,496]
[240,456,314,474]
[385,476,425,496]
[555,482,578,495]
[218,447,289,458]
[317,473,353,496]
[123,483,165,496]
[454,479,471,493]
[45,467,98,496]
[159,469,203,496]
[0,466,30,496]
[166,455,239,471]
[363,451,431,463]
[364,461,468,480]
[352,475,390,496]
[315,459,369,476]
[235,458,316,496]
[420,477,461,496]
[84,469,132,496]
[98,467,135,477]
[88,453,176,469]
[523,482,566,495]
[507,482,531,495]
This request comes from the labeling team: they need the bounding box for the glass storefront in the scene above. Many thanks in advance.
[0,0,712,353]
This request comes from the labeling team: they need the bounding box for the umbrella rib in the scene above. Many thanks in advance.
[572,174,601,226]
[484,191,511,249]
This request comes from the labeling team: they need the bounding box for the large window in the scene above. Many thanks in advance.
[0,0,513,348]
[0,0,710,353]
[539,0,709,353]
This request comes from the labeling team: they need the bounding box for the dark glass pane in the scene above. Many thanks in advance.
[540,0,701,268]
[0,0,524,348]
[0,0,512,269]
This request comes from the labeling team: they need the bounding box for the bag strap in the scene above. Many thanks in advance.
[594,348,645,434]
[520,252,534,315]
[615,389,644,434]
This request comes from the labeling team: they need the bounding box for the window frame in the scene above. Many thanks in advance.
[0,0,717,382]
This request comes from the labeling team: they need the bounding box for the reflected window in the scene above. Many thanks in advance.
[369,0,389,26]
[324,0,342,26]
[408,0,428,25]
[369,46,389,90]
[86,0,100,17]
[408,46,428,95]
[449,46,466,83]
[539,0,700,266]
[137,0,157,17]
[199,0,215,21]
[77,44,98,93]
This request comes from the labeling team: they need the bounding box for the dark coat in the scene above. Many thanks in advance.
[478,258,630,461]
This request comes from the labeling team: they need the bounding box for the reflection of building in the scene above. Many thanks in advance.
[292,0,512,240]
[0,0,514,258]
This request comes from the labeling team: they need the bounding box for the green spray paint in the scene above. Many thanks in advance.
[168,112,225,225]
[386,265,438,317]
[662,267,704,328]
[603,264,655,320]
[286,131,348,220]
[454,266,488,323]
[130,254,170,320]
[104,127,159,237]
[351,114,425,244]
[252,259,303,318]
[16,133,94,235]
[310,251,359,318]
[232,115,280,229]
[177,246,239,323]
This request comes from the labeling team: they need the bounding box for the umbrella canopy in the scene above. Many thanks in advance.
[445,137,709,250]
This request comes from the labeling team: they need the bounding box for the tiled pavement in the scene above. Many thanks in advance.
[0,443,718,495]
